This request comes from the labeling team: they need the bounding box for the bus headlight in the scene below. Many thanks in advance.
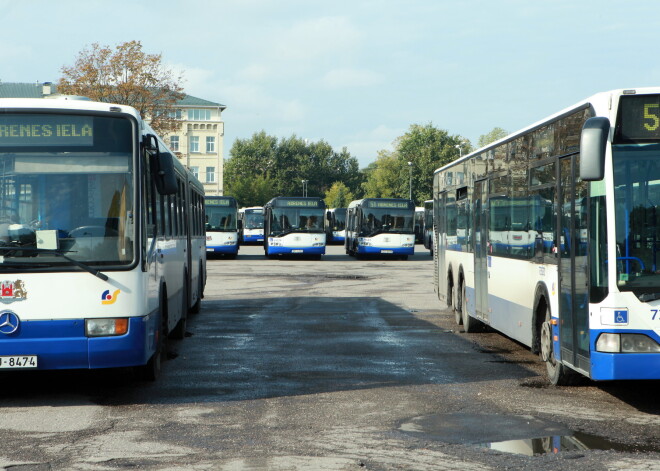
[86,318,129,337]
[596,333,660,353]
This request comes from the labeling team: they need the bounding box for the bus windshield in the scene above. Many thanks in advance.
[360,208,414,236]
[0,114,135,268]
[613,143,660,298]
[269,208,324,235]
[244,211,264,230]
[206,206,237,231]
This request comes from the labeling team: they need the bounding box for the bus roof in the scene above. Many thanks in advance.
[434,87,660,175]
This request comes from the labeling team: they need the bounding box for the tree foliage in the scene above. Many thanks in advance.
[477,127,509,148]
[224,131,362,207]
[362,123,471,205]
[58,40,185,135]
[324,182,355,208]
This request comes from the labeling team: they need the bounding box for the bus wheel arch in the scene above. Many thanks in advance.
[455,268,466,326]
[532,284,550,355]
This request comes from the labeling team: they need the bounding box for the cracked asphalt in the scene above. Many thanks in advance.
[0,244,658,470]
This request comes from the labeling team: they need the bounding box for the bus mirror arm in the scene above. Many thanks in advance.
[580,117,610,181]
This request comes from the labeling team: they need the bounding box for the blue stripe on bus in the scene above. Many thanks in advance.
[207,245,239,254]
[243,235,264,243]
[357,246,414,255]
[0,317,154,370]
[268,246,325,255]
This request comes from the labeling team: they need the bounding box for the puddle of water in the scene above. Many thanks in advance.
[399,413,660,456]
[485,431,658,456]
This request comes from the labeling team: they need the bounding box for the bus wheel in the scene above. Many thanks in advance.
[540,305,576,385]
[139,300,166,381]
[461,283,480,332]
[455,282,465,325]
[170,279,188,340]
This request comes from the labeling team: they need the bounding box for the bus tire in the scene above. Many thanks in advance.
[455,281,465,325]
[540,304,578,386]
[190,268,203,314]
[139,294,167,381]
[461,282,480,332]
[170,277,188,340]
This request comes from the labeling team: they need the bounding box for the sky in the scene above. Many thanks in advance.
[2,0,660,167]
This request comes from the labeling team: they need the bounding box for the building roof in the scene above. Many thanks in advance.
[0,81,225,108]
[0,82,51,98]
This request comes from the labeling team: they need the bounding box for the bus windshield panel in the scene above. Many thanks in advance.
[360,201,414,237]
[205,198,237,232]
[244,209,264,230]
[612,142,660,299]
[0,113,135,267]
[268,198,325,236]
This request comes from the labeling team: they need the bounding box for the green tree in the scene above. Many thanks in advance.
[477,127,508,148]
[58,40,184,136]
[225,132,362,206]
[324,182,355,208]
[363,123,470,204]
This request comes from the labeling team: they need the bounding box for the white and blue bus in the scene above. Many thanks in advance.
[433,87,660,384]
[238,206,264,244]
[205,196,238,258]
[0,97,206,380]
[345,198,415,259]
[325,207,347,244]
[263,196,326,258]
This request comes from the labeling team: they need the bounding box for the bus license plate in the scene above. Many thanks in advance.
[0,355,38,369]
[381,250,393,254]
[292,249,303,253]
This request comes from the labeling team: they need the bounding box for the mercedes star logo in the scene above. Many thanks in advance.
[0,311,20,335]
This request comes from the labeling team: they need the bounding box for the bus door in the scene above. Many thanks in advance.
[558,155,590,373]
[474,180,489,322]
[436,192,446,301]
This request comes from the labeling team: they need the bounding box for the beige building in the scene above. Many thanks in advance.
[0,81,227,196]
[165,95,227,196]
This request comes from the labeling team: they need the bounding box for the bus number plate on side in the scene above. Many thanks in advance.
[0,356,37,369]
[292,249,303,253]
[381,250,393,254]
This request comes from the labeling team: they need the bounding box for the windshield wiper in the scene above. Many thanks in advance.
[0,246,108,281]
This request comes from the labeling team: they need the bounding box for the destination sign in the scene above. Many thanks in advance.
[283,200,321,208]
[0,115,94,147]
[367,200,411,209]
[206,198,232,206]
[617,94,660,141]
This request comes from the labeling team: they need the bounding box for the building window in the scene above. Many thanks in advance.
[189,136,199,153]
[206,136,216,153]
[170,135,179,152]
[206,167,216,183]
[188,109,211,121]
[190,166,199,179]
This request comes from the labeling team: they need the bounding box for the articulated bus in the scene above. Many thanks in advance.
[345,198,415,259]
[205,196,238,258]
[433,87,660,384]
[238,206,264,244]
[263,196,326,258]
[325,207,347,244]
[0,97,206,380]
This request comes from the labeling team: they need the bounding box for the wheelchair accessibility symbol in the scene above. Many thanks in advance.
[614,310,628,324]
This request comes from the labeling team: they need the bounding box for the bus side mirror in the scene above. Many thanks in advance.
[580,117,610,181]
[238,220,243,230]
[153,152,178,195]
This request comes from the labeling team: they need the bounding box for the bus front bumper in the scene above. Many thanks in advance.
[357,246,414,255]
[268,246,325,255]
[0,317,154,371]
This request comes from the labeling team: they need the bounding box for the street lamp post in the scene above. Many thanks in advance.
[302,179,308,197]
[455,143,463,158]
[408,161,412,201]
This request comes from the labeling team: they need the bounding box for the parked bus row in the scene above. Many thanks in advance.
[432,87,660,384]
[0,97,206,380]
